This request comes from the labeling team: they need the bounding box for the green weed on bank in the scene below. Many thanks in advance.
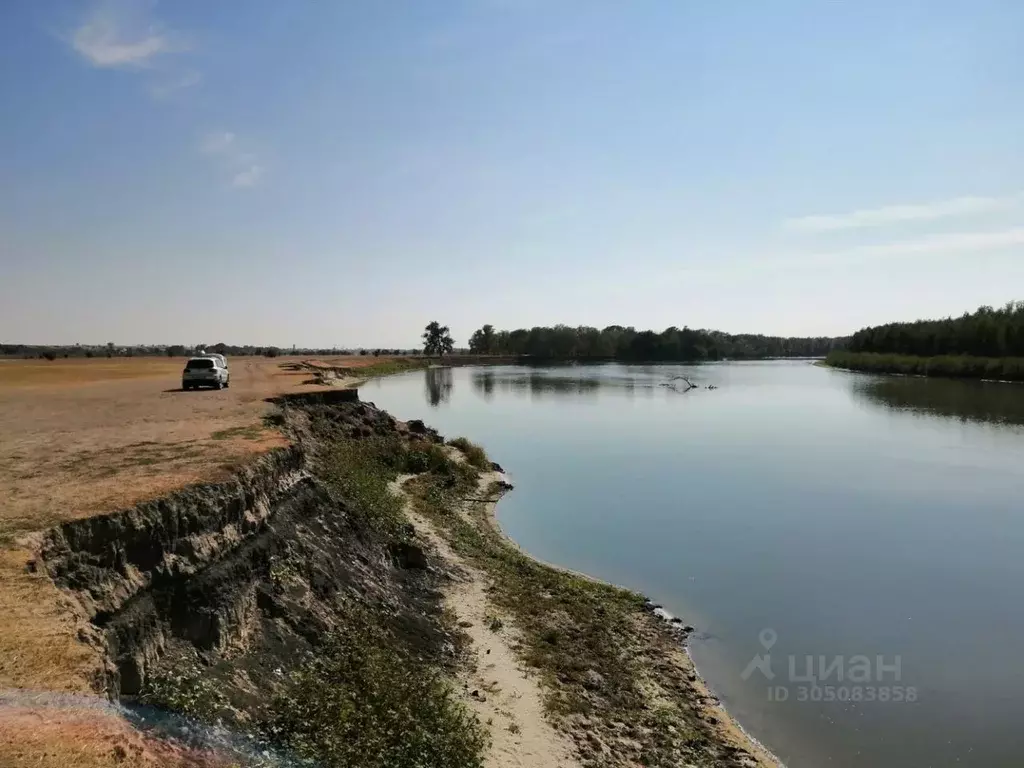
[447,437,491,470]
[265,431,488,768]
[264,610,486,768]
[346,358,431,378]
[319,436,408,540]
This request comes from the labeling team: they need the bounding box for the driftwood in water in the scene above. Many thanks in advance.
[664,375,697,391]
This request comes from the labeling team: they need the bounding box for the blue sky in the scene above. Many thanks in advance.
[2,0,1023,347]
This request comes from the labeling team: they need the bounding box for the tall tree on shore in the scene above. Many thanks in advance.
[422,321,455,359]
[468,324,496,354]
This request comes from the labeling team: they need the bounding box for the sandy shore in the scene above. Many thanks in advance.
[402,464,782,768]
[392,475,581,768]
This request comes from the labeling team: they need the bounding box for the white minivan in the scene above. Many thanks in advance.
[182,356,230,390]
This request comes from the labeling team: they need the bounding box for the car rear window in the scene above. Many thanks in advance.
[186,359,215,369]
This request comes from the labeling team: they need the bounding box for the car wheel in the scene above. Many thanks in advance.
[183,383,191,391]
[215,381,223,390]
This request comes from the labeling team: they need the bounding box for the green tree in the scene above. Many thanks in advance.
[468,324,496,354]
[422,321,454,358]
[458,323,842,360]
[848,301,1024,358]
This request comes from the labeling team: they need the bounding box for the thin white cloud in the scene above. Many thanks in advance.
[71,2,185,69]
[783,194,1021,233]
[232,165,265,188]
[149,70,203,100]
[200,131,238,156]
[827,227,1024,261]
[200,131,265,189]
[680,227,1024,281]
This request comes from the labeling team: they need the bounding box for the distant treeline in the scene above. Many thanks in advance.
[467,324,844,361]
[826,350,1024,382]
[0,343,418,360]
[825,302,1024,381]
[847,302,1024,358]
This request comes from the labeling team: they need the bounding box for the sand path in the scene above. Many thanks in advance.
[391,476,581,768]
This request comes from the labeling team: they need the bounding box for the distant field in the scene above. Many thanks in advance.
[0,354,408,389]
[0,356,184,387]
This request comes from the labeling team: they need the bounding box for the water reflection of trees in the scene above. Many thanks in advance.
[470,370,658,399]
[852,377,1024,428]
[472,369,495,400]
[424,367,453,407]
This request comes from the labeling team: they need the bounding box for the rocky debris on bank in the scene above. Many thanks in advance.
[644,600,696,638]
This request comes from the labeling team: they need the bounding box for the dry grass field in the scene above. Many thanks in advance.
[0,355,395,538]
[0,354,414,766]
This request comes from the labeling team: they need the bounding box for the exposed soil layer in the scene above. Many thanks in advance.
[40,394,453,721]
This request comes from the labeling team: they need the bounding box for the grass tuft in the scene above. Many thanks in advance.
[210,425,265,441]
[447,437,491,470]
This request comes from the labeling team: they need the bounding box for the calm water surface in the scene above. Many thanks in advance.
[363,361,1024,768]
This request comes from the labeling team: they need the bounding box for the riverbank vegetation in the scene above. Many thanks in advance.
[827,301,1024,380]
[825,350,1024,381]
[258,429,494,768]
[265,610,487,768]
[847,301,1024,357]
[340,357,430,378]
[467,323,843,361]
[447,436,491,469]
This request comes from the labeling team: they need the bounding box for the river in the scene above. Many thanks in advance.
[362,360,1024,767]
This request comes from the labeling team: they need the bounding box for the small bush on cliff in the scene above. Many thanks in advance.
[403,440,451,474]
[265,613,486,768]
[140,662,229,721]
[447,437,490,470]
[322,437,407,540]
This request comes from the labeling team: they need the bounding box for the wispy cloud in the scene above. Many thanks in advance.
[70,1,186,69]
[680,227,1024,282]
[149,70,203,100]
[783,194,1021,234]
[200,132,266,189]
[200,131,238,156]
[826,227,1024,259]
[231,165,264,188]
